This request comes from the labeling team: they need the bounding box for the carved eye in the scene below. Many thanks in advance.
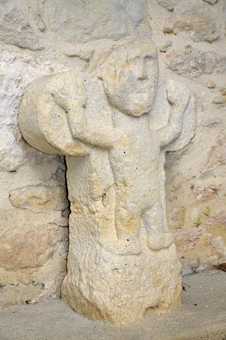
[144,56,154,67]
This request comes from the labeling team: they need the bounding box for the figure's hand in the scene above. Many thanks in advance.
[166,82,191,111]
[159,80,193,147]
[50,76,86,114]
[51,91,71,112]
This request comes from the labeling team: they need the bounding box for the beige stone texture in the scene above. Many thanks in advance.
[9,184,68,213]
[148,0,226,273]
[0,0,41,50]
[0,0,226,315]
[0,223,67,270]
[18,38,198,323]
[45,0,150,44]
[203,0,218,4]
[154,0,180,11]
[163,0,220,42]
[165,48,226,77]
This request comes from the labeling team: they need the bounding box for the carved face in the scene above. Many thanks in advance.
[100,41,159,116]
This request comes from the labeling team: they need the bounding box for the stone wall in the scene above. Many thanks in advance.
[0,0,225,309]
[152,0,226,274]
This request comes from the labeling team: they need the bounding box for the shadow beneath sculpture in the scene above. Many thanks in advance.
[19,40,196,324]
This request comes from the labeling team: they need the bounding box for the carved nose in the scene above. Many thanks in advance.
[137,61,147,80]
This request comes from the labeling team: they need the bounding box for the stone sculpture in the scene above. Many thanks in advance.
[19,40,196,324]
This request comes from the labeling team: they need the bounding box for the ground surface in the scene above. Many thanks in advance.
[0,270,226,340]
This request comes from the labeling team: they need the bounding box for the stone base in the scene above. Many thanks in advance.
[61,227,182,324]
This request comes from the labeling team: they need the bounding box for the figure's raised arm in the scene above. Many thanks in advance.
[51,90,116,150]
[158,83,191,148]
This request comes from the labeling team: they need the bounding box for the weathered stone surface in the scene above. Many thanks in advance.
[212,95,226,104]
[19,40,197,324]
[190,207,201,225]
[0,283,43,310]
[159,40,172,53]
[165,48,226,77]
[167,190,177,202]
[224,0,226,35]
[206,80,216,88]
[203,0,218,4]
[170,207,186,229]
[0,51,69,171]
[173,173,183,191]
[0,1,41,50]
[45,0,149,44]
[155,0,180,11]
[25,1,46,32]
[173,227,204,253]
[201,133,226,173]
[0,223,67,271]
[9,185,69,213]
[190,184,219,201]
[219,87,226,96]
[209,210,226,224]
[200,116,221,126]
[173,227,219,259]
[0,255,67,309]
[163,1,220,42]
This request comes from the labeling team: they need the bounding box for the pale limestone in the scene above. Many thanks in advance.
[0,283,43,310]
[0,50,69,172]
[0,256,67,309]
[19,40,196,324]
[155,0,180,11]
[9,184,69,213]
[170,207,186,229]
[224,1,226,35]
[165,48,226,77]
[45,0,150,44]
[0,0,225,309]
[0,0,41,50]
[0,223,67,271]
[212,96,226,104]
[201,132,226,174]
[0,217,68,309]
[163,0,220,42]
[203,0,218,4]
[159,40,172,53]
[190,207,201,225]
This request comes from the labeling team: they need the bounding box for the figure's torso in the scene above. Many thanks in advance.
[109,114,162,213]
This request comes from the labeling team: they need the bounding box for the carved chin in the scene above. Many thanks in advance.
[126,96,154,116]
[116,100,152,116]
[128,104,151,116]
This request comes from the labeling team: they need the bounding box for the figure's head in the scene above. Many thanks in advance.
[99,40,159,116]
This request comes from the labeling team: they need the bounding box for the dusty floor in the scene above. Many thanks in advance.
[0,270,226,340]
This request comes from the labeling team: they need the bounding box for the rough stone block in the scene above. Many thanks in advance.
[201,133,226,173]
[163,0,220,42]
[0,51,69,172]
[170,207,186,229]
[9,185,69,213]
[165,48,226,77]
[203,0,218,4]
[0,223,67,271]
[190,185,219,202]
[155,0,180,11]
[45,0,149,44]
[0,1,42,50]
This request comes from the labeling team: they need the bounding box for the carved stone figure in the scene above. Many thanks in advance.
[19,40,196,324]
